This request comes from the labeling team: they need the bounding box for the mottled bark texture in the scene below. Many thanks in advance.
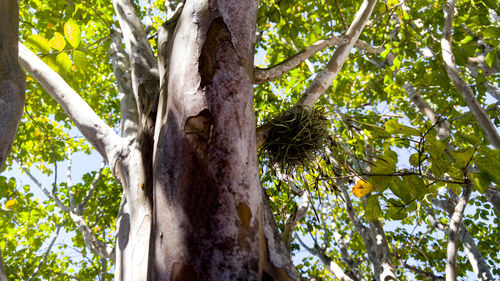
[151,0,297,279]
[0,0,25,171]
[0,1,25,280]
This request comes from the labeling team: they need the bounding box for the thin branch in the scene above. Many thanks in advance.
[18,44,123,164]
[77,161,106,215]
[254,35,383,84]
[332,0,347,30]
[402,262,445,281]
[282,190,310,250]
[19,163,69,212]
[445,183,472,281]
[441,0,500,149]
[66,151,75,206]
[27,223,63,281]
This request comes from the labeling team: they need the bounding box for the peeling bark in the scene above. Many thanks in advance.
[151,1,297,279]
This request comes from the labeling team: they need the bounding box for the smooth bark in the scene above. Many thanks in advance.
[445,185,472,281]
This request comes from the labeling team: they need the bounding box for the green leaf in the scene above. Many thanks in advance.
[26,34,51,54]
[64,19,81,48]
[469,173,490,193]
[365,195,382,222]
[485,51,496,67]
[449,147,476,169]
[409,153,420,167]
[387,199,407,220]
[72,50,88,70]
[455,132,482,146]
[42,55,60,72]
[56,52,72,73]
[49,32,66,51]
[390,177,412,202]
[384,119,420,136]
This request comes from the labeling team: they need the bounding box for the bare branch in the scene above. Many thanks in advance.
[66,151,76,206]
[282,190,310,250]
[432,198,494,281]
[295,235,358,281]
[69,212,115,260]
[254,35,383,84]
[404,82,451,140]
[77,161,106,215]
[20,163,69,212]
[18,44,123,164]
[401,262,445,281]
[467,56,500,76]
[441,0,500,149]
[27,223,63,281]
[445,183,472,281]
[297,0,377,108]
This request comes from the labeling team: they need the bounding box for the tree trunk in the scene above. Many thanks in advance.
[148,0,297,280]
[0,1,25,279]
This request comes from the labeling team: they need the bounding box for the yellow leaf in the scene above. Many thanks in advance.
[352,180,374,197]
[5,199,16,209]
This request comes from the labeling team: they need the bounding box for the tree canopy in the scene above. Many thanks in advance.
[1,0,499,280]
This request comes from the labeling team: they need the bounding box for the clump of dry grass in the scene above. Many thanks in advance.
[261,106,329,171]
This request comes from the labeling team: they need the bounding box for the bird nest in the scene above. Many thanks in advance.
[261,106,329,171]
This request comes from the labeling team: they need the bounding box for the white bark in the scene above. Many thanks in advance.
[109,30,138,138]
[432,199,494,281]
[282,190,310,250]
[441,0,500,149]
[18,44,123,164]
[445,185,472,281]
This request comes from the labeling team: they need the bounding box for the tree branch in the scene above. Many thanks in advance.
[282,190,310,251]
[441,0,500,149]
[404,82,451,141]
[76,161,106,215]
[432,197,494,281]
[69,212,115,260]
[66,152,76,206]
[112,0,159,127]
[18,44,123,164]
[485,187,500,217]
[254,35,383,84]
[297,0,377,108]
[27,223,63,281]
[401,262,445,281]
[109,30,138,138]
[444,183,472,281]
[295,234,358,281]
